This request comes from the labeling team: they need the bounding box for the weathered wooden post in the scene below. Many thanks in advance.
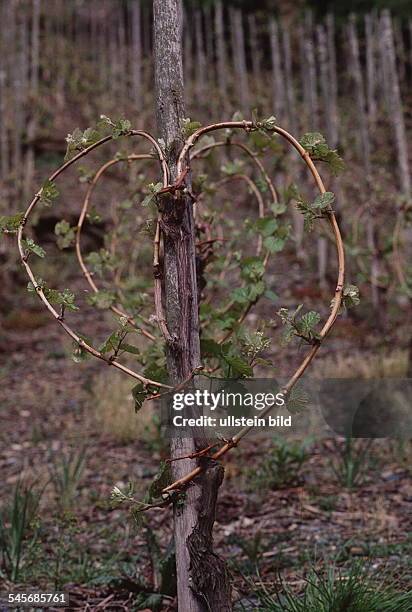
[152,1,232,610]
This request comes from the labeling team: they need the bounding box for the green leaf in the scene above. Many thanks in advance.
[324,149,345,175]
[55,219,70,234]
[99,330,121,355]
[231,287,253,305]
[300,132,326,150]
[39,180,59,207]
[46,288,79,311]
[60,289,79,311]
[248,281,266,301]
[121,343,141,356]
[255,217,278,237]
[112,118,132,138]
[331,284,361,311]
[299,311,321,338]
[255,176,269,194]
[87,290,116,310]
[343,284,360,308]
[270,201,287,216]
[118,316,139,334]
[98,115,132,138]
[252,111,277,132]
[223,354,253,377]
[132,383,146,412]
[65,128,83,160]
[296,200,316,232]
[182,118,202,137]
[254,356,273,367]
[277,306,320,344]
[300,311,321,328]
[240,256,265,282]
[221,159,244,176]
[65,125,103,161]
[148,461,172,500]
[142,182,163,208]
[287,387,310,414]
[300,132,344,176]
[231,281,265,305]
[281,324,296,345]
[27,278,46,293]
[83,127,101,144]
[263,235,286,253]
[313,191,335,210]
[261,115,277,130]
[0,212,24,234]
[217,312,239,331]
[85,249,117,277]
[239,330,271,360]
[247,130,270,153]
[22,238,45,258]
[55,220,76,249]
[296,193,333,232]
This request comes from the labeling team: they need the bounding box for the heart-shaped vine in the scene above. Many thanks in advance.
[15,118,345,497]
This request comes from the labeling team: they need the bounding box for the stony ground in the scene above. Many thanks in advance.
[1,137,411,609]
[0,287,411,610]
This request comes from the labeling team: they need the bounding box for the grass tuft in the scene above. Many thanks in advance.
[252,563,412,611]
[247,438,310,491]
[0,482,42,582]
